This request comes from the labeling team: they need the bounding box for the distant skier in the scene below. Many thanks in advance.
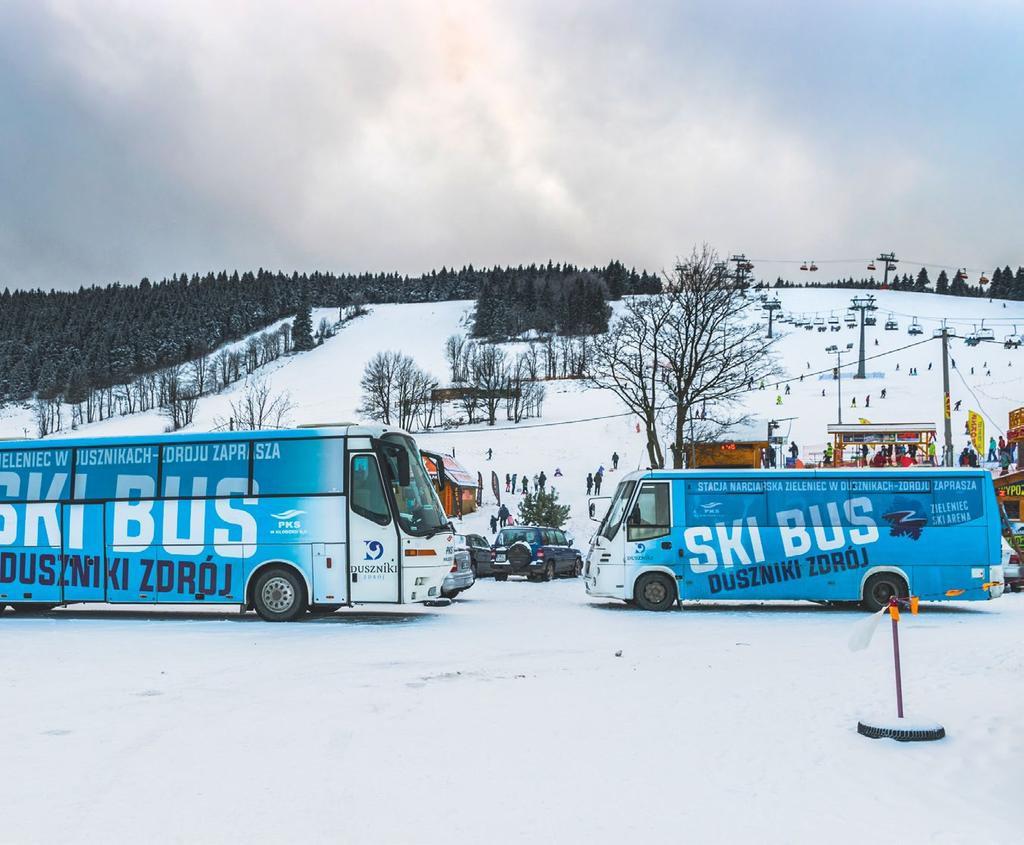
[612,451,619,470]
[487,448,493,460]
[865,395,870,407]
[776,394,783,405]
[851,397,857,407]
[821,389,826,397]
[954,399,962,411]
[880,388,886,399]
[586,473,594,495]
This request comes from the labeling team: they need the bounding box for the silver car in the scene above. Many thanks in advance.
[441,534,476,599]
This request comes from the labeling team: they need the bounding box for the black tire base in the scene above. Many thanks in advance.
[857,721,945,742]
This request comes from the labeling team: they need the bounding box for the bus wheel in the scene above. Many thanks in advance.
[254,568,307,622]
[861,572,908,613]
[633,573,676,611]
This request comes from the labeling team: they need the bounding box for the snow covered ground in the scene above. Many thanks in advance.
[2,287,1024,843]
[2,580,1021,844]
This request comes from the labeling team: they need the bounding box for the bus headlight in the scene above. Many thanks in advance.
[415,576,429,586]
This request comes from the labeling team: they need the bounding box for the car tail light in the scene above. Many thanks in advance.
[450,562,458,573]
[537,548,545,557]
[1011,553,1020,565]
[491,549,496,560]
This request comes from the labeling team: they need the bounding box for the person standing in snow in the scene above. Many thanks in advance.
[988,437,997,463]
[498,503,511,527]
[511,473,518,493]
[776,394,783,405]
[851,397,857,407]
[594,468,604,495]
[823,442,834,465]
[927,441,937,466]
[789,441,799,462]
[538,470,547,491]
[865,395,870,407]
[487,448,493,460]
[612,451,619,470]
[880,388,887,399]
[489,513,498,533]
[521,475,529,495]
[505,473,511,493]
[954,399,962,412]
[586,473,594,495]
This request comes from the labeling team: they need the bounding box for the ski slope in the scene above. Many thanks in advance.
[2,288,1024,844]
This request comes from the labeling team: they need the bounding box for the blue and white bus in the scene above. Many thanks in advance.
[0,425,455,621]
[584,468,1005,611]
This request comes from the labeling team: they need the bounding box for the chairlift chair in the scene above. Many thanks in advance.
[844,310,856,327]
[864,314,877,327]
[884,313,899,331]
[809,262,819,272]
[908,318,923,336]
[978,323,995,341]
[867,261,877,271]
[828,312,840,332]
[1004,326,1020,349]
[800,262,808,271]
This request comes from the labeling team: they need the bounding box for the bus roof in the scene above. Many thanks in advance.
[616,467,994,483]
[0,423,409,452]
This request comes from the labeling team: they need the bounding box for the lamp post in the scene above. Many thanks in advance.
[826,342,855,425]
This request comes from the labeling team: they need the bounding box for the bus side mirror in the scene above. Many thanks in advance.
[397,449,411,486]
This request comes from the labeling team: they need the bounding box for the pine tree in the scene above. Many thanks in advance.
[291,299,314,351]
[935,269,949,295]
[517,487,571,529]
[914,267,930,292]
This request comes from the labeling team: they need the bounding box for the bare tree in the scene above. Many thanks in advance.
[358,351,436,430]
[473,345,507,426]
[589,295,673,468]
[660,246,779,467]
[159,366,199,431]
[190,355,211,397]
[223,377,295,430]
[445,334,468,383]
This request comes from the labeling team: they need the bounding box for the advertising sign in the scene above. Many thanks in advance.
[968,411,985,454]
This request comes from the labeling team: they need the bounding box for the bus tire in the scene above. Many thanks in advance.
[309,604,341,615]
[633,573,677,612]
[253,567,307,622]
[861,572,908,613]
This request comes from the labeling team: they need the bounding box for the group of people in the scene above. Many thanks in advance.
[980,435,1017,475]
[585,452,619,495]
[503,469,558,496]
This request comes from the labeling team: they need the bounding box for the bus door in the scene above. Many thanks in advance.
[347,453,400,602]
[311,543,348,605]
[60,503,105,603]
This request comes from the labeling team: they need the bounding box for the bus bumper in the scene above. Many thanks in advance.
[584,564,626,600]
[990,564,1005,599]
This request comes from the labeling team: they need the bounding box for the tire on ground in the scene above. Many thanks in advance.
[861,571,908,613]
[633,572,677,611]
[253,566,307,622]
[494,574,509,582]
[9,604,57,614]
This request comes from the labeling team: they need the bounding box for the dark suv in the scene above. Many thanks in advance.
[464,533,497,577]
[490,526,583,582]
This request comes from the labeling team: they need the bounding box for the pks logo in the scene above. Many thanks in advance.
[272,509,305,529]
[364,540,385,561]
[698,501,723,517]
[634,542,646,554]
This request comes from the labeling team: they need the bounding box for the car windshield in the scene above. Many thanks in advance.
[598,480,637,541]
[378,434,448,536]
[497,528,534,546]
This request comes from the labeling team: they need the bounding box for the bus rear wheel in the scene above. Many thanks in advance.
[633,573,677,611]
[861,572,908,613]
[253,567,307,622]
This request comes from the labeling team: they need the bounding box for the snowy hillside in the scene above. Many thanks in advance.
[4,287,1021,546]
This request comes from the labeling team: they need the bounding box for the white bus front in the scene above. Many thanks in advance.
[584,474,641,601]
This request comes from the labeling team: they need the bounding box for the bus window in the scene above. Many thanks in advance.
[598,480,637,541]
[252,438,344,495]
[378,434,448,536]
[350,455,391,525]
[75,445,158,499]
[686,479,767,527]
[161,441,249,497]
[627,481,671,541]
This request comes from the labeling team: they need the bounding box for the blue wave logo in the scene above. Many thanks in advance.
[634,542,646,554]
[271,509,306,520]
[364,540,385,561]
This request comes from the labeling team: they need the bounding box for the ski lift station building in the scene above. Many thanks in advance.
[827,423,938,464]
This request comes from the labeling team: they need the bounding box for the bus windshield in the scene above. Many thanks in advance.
[378,434,449,536]
[598,480,636,541]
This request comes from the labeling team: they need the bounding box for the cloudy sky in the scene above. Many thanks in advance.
[1,0,1021,291]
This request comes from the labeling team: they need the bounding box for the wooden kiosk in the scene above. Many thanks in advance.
[826,423,937,466]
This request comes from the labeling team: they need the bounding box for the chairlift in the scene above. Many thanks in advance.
[809,262,819,272]
[908,318,923,336]
[978,322,995,342]
[886,262,897,271]
[867,261,877,271]
[965,326,981,347]
[864,314,877,327]
[980,273,990,285]
[800,262,808,271]
[884,313,899,331]
[1004,325,1020,349]
[844,310,856,327]
[828,312,840,332]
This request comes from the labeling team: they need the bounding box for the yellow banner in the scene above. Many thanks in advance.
[968,410,985,454]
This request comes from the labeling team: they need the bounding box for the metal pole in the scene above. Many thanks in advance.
[856,308,866,379]
[837,352,843,425]
[768,308,774,339]
[941,329,953,466]
[890,599,904,719]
